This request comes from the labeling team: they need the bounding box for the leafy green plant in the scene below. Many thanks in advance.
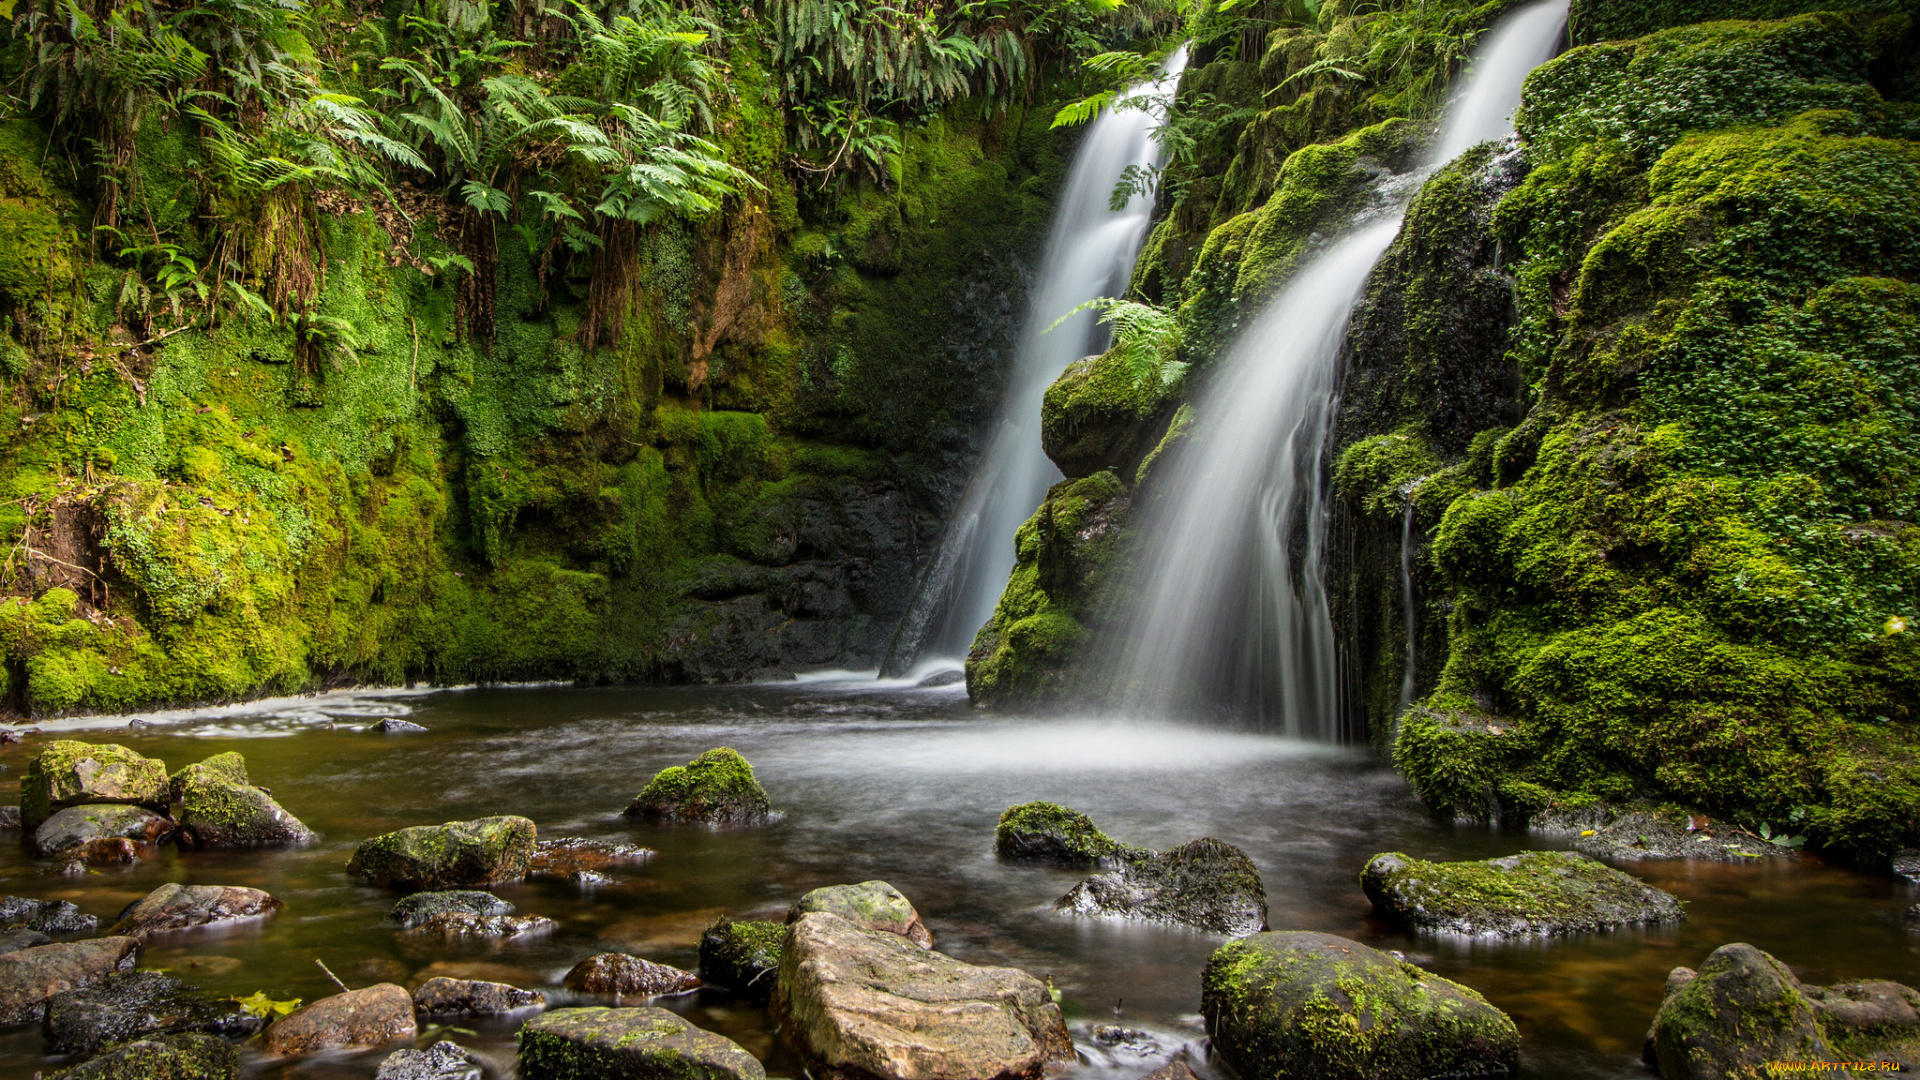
[1050,296,1186,388]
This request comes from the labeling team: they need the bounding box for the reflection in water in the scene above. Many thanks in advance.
[0,682,1912,1079]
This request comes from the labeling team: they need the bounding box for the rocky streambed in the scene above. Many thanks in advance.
[0,680,1912,1079]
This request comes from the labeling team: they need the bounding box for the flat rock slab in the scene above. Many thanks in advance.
[46,1032,239,1079]
[264,982,416,1056]
[413,975,544,1015]
[1201,931,1519,1080]
[1362,850,1683,937]
[0,895,97,936]
[564,953,702,997]
[108,883,282,939]
[376,1041,484,1080]
[790,881,933,948]
[519,1005,767,1080]
[404,911,555,939]
[774,911,1073,1080]
[1055,838,1268,936]
[34,804,174,855]
[0,936,140,1024]
[348,816,537,889]
[1537,809,1798,862]
[44,969,262,1053]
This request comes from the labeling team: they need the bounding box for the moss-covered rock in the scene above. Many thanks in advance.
[518,1005,767,1080]
[1040,348,1180,481]
[169,752,315,848]
[1201,931,1520,1080]
[788,880,933,949]
[993,801,1137,866]
[20,741,169,831]
[1360,850,1685,937]
[699,918,784,998]
[388,890,515,927]
[625,748,772,825]
[1056,837,1268,936]
[346,816,537,889]
[47,1033,238,1080]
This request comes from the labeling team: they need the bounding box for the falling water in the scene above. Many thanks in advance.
[881,48,1189,678]
[1110,0,1567,735]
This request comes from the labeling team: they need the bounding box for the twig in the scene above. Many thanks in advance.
[315,958,351,994]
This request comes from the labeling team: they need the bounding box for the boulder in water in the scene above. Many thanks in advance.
[0,930,50,955]
[375,1041,485,1080]
[1135,1062,1200,1080]
[519,1006,766,1080]
[1201,930,1519,1080]
[527,836,654,881]
[788,880,933,948]
[43,969,263,1053]
[1361,850,1684,937]
[347,816,537,888]
[1535,807,1797,863]
[563,953,702,998]
[0,895,97,936]
[108,883,282,939]
[0,936,141,1024]
[46,1032,239,1079]
[169,753,316,848]
[699,918,783,998]
[33,804,174,855]
[371,718,428,733]
[1055,837,1267,936]
[405,911,555,939]
[995,802,1137,866]
[389,890,514,927]
[22,741,169,830]
[774,911,1073,1080]
[263,982,416,1055]
[412,975,544,1015]
[625,748,773,825]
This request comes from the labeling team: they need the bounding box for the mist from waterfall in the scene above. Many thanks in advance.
[1108,0,1568,736]
[881,47,1189,677]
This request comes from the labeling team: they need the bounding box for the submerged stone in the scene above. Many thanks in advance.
[1361,850,1684,937]
[347,815,537,888]
[371,718,428,733]
[405,911,555,939]
[169,752,316,849]
[22,741,169,831]
[562,953,702,997]
[43,969,262,1053]
[0,895,97,936]
[699,917,783,998]
[389,890,514,927]
[412,975,545,1015]
[264,982,416,1055]
[789,880,933,948]
[1201,930,1519,1080]
[519,1006,766,1080]
[375,1040,484,1080]
[47,1032,239,1079]
[625,748,773,825]
[994,801,1135,866]
[33,804,174,855]
[527,836,654,881]
[107,883,282,939]
[1535,807,1797,863]
[1055,837,1267,936]
[0,936,141,1024]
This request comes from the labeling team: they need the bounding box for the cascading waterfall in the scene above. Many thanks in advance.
[880,48,1189,678]
[1110,0,1567,735]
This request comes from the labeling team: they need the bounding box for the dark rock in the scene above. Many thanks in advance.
[263,982,416,1055]
[995,801,1137,866]
[107,883,282,939]
[699,918,783,998]
[1896,849,1920,882]
[42,969,263,1053]
[774,911,1073,1080]
[21,741,169,831]
[1202,931,1519,1080]
[33,804,174,855]
[404,911,555,939]
[169,753,316,848]
[0,936,141,1024]
[1136,1062,1198,1080]
[348,816,537,888]
[1362,850,1684,937]
[375,1040,484,1080]
[46,1032,239,1079]
[0,895,97,936]
[0,806,20,830]
[0,930,50,954]
[625,748,772,825]
[371,718,428,733]
[389,890,514,927]
[519,1005,766,1080]
[527,837,654,881]
[412,975,545,1015]
[1056,837,1267,936]
[790,880,933,948]
[563,953,702,998]
[1092,1025,1161,1053]
[915,668,965,688]
[1536,807,1798,863]
[53,837,142,870]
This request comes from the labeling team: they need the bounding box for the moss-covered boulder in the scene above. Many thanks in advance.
[32,804,174,856]
[1201,931,1519,1080]
[347,816,537,888]
[700,918,784,998]
[1644,942,1920,1078]
[788,880,933,948]
[1041,348,1179,480]
[1361,850,1684,937]
[519,1006,767,1080]
[625,748,772,825]
[994,801,1137,866]
[47,1033,238,1080]
[1056,838,1267,936]
[169,752,316,848]
[21,741,169,831]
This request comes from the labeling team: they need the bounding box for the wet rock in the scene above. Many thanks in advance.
[376,1040,484,1080]
[1055,838,1267,936]
[1135,1062,1199,1080]
[1041,347,1180,481]
[108,883,283,939]
[46,1032,239,1079]
[389,890,514,928]
[519,1005,766,1080]
[263,982,416,1055]
[527,837,654,881]
[625,747,773,825]
[53,837,143,871]
[789,880,933,948]
[371,718,428,733]
[0,895,97,936]
[1361,850,1684,937]
[1645,943,1920,1078]
[1092,1025,1161,1053]
[774,911,1073,1080]
[1202,930,1519,1080]
[348,816,537,889]
[0,936,141,1024]
[995,802,1138,866]
[917,668,965,688]
[22,741,169,831]
[1895,849,1920,882]
[699,918,783,998]
[412,975,545,1015]
[43,969,263,1053]
[563,953,702,998]
[169,753,316,849]
[0,930,50,954]
[0,806,20,830]
[34,804,174,855]
[404,911,555,939]
[1535,807,1797,862]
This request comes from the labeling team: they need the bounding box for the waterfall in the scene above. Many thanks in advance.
[881,47,1189,678]
[1109,0,1567,734]
[1398,494,1418,717]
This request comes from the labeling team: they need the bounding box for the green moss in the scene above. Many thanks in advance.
[346,815,537,888]
[625,747,772,824]
[698,917,784,996]
[994,801,1138,865]
[20,739,169,829]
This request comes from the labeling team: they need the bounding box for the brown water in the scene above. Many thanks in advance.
[0,678,1910,1080]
